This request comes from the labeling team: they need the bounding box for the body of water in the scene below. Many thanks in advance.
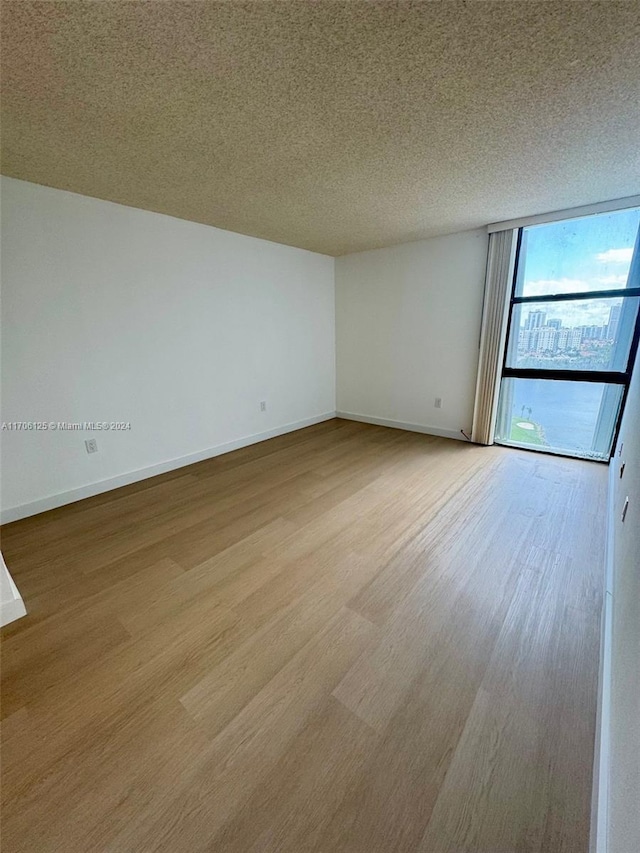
[503,379,617,454]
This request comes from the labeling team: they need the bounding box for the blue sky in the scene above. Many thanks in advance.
[518,207,640,327]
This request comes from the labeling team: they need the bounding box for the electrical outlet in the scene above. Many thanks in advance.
[260,401,267,412]
[434,397,442,409]
[85,438,98,454]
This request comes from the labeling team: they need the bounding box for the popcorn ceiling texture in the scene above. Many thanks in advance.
[2,0,639,256]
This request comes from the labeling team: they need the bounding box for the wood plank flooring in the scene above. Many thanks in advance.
[0,419,607,852]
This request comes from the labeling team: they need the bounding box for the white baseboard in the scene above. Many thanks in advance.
[0,412,336,524]
[336,411,468,442]
[590,459,616,853]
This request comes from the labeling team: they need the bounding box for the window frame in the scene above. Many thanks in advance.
[496,226,640,461]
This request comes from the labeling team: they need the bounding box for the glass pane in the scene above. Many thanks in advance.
[495,378,624,460]
[515,208,640,297]
[506,296,639,372]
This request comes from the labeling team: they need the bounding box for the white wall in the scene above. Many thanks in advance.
[608,354,640,853]
[0,177,335,520]
[1,181,489,521]
[335,229,488,438]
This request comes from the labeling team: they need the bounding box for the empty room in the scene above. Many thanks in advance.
[1,2,639,852]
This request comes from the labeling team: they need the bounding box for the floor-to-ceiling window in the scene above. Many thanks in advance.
[495,207,640,461]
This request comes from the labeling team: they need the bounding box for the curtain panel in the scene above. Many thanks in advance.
[471,228,518,445]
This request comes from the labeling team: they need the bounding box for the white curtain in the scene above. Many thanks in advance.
[471,228,518,445]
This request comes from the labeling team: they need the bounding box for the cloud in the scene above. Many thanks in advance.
[596,274,628,286]
[522,278,590,297]
[518,298,619,328]
[523,272,630,297]
[519,279,623,327]
[595,248,633,264]
[552,300,616,327]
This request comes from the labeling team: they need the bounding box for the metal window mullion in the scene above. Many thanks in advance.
[501,367,629,384]
[513,287,640,305]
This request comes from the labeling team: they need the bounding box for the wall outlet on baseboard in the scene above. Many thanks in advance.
[434,397,442,409]
[85,439,98,454]
[260,401,267,412]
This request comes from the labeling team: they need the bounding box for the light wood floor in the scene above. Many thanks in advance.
[0,419,607,853]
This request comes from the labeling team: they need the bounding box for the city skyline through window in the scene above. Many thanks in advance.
[508,297,639,373]
[495,207,640,461]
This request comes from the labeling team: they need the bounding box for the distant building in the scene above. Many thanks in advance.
[557,327,582,351]
[607,304,621,340]
[525,309,546,330]
[517,314,607,357]
[579,324,607,341]
[518,328,533,352]
[535,327,557,353]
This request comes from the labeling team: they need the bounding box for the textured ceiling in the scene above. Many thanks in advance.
[2,1,640,256]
